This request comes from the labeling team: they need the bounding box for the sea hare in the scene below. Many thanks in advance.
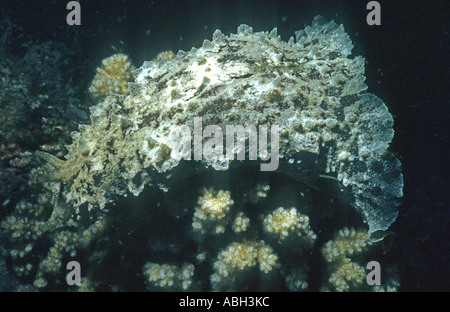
[40,16,403,239]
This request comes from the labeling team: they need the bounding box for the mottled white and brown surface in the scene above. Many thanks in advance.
[40,16,403,238]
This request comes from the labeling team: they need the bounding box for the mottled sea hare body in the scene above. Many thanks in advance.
[57,15,402,236]
[3,16,403,290]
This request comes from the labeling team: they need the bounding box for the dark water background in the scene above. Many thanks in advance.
[0,0,448,292]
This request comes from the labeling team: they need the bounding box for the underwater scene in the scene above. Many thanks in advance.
[0,0,448,293]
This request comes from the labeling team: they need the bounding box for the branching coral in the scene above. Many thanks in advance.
[143,262,195,291]
[33,231,79,288]
[210,240,279,291]
[89,53,135,99]
[154,50,176,62]
[192,187,234,235]
[327,257,366,292]
[263,207,316,246]
[232,212,250,233]
[322,227,372,263]
[182,179,319,291]
[321,227,399,292]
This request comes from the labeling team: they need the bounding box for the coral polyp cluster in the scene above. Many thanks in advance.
[322,227,372,263]
[321,227,399,292]
[263,207,316,244]
[210,240,279,291]
[192,188,234,234]
[155,50,176,62]
[232,212,250,233]
[143,262,195,291]
[89,53,135,99]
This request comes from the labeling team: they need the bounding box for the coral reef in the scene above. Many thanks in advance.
[322,227,372,263]
[0,17,88,216]
[321,227,371,291]
[210,240,279,291]
[263,207,316,244]
[321,227,399,292]
[192,188,234,235]
[0,16,402,291]
[143,262,195,291]
[89,53,135,99]
[155,50,176,62]
[232,212,250,233]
